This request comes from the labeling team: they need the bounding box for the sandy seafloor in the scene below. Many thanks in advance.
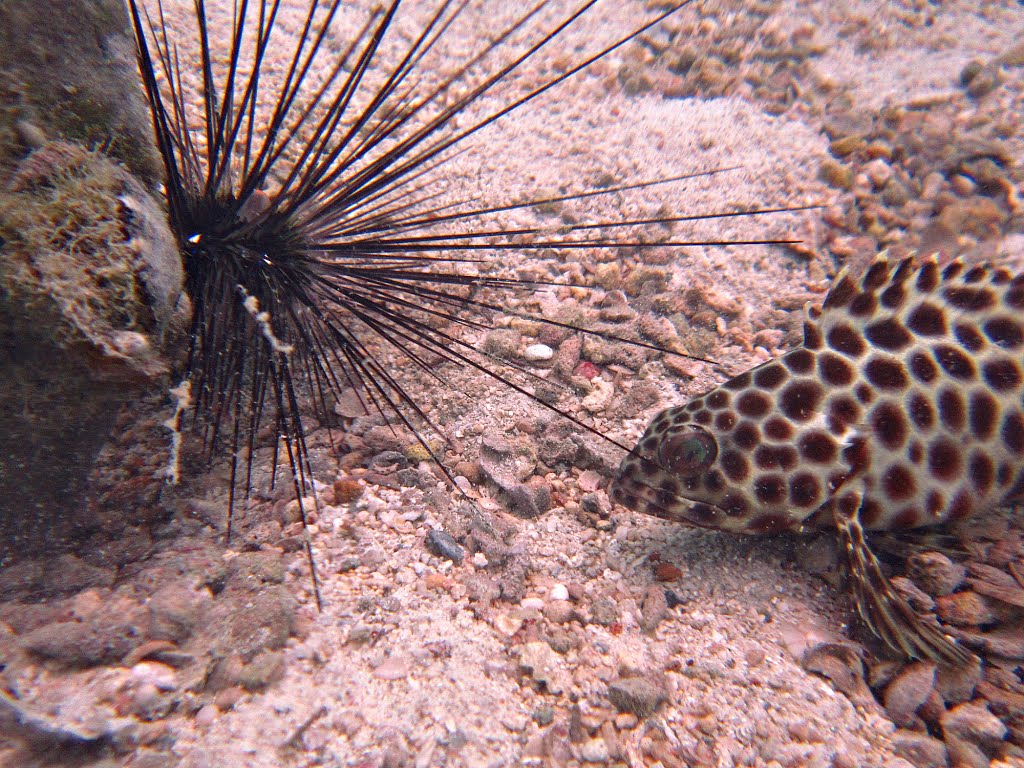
[2,1,1024,767]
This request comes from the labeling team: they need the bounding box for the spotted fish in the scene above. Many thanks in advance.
[611,254,1024,664]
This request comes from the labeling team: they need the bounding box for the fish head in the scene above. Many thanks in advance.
[611,394,810,535]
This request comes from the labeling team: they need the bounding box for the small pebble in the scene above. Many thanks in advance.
[194,704,218,728]
[523,343,553,362]
[614,713,638,730]
[425,529,464,564]
[373,656,410,681]
[549,583,569,601]
[580,737,609,763]
[521,596,545,611]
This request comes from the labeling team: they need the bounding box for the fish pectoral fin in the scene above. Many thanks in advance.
[833,485,975,667]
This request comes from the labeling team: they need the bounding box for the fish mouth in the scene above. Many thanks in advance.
[610,469,727,529]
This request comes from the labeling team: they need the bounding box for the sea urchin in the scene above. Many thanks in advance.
[126,0,802,607]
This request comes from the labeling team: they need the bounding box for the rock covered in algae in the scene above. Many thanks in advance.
[0,0,187,566]
[0,139,188,563]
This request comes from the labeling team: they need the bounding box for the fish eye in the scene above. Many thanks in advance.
[658,426,718,477]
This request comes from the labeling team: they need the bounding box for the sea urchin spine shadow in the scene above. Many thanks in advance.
[126,0,804,609]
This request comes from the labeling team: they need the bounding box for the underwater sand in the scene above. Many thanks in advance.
[2,1,1023,766]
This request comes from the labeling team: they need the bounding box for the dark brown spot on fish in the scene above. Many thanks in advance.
[733,421,761,450]
[865,317,912,351]
[891,258,914,284]
[954,323,985,353]
[826,324,866,357]
[862,260,890,290]
[689,503,719,525]
[969,390,999,441]
[933,344,976,380]
[882,463,915,502]
[860,498,883,527]
[1002,413,1024,454]
[789,473,820,508]
[880,283,906,309]
[779,380,824,421]
[737,390,772,418]
[714,411,737,431]
[720,449,749,482]
[907,440,923,464]
[754,363,788,390]
[1006,284,1024,309]
[803,322,823,350]
[763,416,793,440]
[721,494,750,517]
[983,317,1023,349]
[998,462,1012,487]
[916,260,940,292]
[892,507,921,529]
[754,444,798,471]
[823,274,857,309]
[983,358,1022,391]
[849,291,877,317]
[723,371,752,390]
[827,395,861,432]
[872,400,909,450]
[704,470,725,493]
[943,285,995,312]
[818,352,855,386]
[909,351,939,384]
[942,261,964,281]
[938,387,966,432]
[865,356,909,390]
[969,451,994,495]
[962,265,986,283]
[928,437,962,482]
[907,391,935,430]
[754,474,786,504]
[836,490,860,518]
[798,431,838,464]
[948,490,973,521]
[707,390,730,409]
[784,349,815,374]
[907,302,947,336]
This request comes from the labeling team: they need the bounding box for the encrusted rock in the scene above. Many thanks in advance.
[892,730,948,768]
[934,591,998,627]
[908,551,966,597]
[941,701,1007,752]
[20,618,142,668]
[884,661,937,729]
[606,676,666,718]
[519,641,569,695]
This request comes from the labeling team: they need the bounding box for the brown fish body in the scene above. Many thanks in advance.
[612,255,1024,664]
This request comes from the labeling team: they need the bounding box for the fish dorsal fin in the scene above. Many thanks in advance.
[809,251,1017,344]
[801,251,921,349]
